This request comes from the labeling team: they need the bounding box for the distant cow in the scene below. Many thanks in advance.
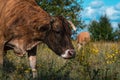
[77,32,90,50]
[0,0,76,78]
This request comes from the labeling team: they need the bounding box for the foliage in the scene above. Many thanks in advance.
[35,0,84,29]
[1,41,120,80]
[99,15,113,40]
[88,15,114,41]
[88,20,100,41]
[113,23,120,41]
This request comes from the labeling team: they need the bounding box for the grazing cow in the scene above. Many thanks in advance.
[0,0,76,78]
[77,32,90,50]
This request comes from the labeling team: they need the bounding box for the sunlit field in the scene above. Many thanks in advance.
[0,41,120,80]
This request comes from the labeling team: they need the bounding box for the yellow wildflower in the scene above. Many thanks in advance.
[91,48,99,55]
[25,68,31,73]
[115,49,119,54]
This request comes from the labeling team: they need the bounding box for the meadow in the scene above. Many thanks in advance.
[0,41,120,80]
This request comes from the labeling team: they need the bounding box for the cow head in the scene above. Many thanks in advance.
[41,16,76,59]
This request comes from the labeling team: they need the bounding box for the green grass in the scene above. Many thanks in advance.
[0,41,120,80]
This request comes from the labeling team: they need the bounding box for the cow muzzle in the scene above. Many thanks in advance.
[61,49,76,59]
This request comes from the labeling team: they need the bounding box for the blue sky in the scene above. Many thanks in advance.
[81,0,120,29]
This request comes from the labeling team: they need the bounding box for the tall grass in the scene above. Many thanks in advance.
[0,41,120,80]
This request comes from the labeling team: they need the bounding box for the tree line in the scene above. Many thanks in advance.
[88,15,120,41]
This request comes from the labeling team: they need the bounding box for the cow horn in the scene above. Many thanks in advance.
[68,20,76,31]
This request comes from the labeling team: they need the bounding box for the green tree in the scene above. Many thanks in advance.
[99,15,113,41]
[35,0,84,29]
[88,15,114,41]
[114,23,120,41]
[88,20,100,41]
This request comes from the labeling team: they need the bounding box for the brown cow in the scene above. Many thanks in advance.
[0,0,76,78]
[77,32,90,50]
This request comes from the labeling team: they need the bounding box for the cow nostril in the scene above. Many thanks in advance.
[68,50,76,57]
[68,51,72,56]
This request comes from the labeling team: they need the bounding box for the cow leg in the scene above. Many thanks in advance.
[28,46,37,78]
[77,43,82,50]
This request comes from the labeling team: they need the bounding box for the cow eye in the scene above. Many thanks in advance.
[39,27,48,32]
[56,31,61,34]
[38,26,50,32]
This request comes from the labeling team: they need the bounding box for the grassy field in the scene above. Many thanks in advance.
[0,41,120,80]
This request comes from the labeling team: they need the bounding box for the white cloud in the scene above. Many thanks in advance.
[105,5,120,22]
[111,22,118,29]
[90,0,104,8]
[82,1,104,21]
[81,0,120,28]
[84,7,95,17]
[105,7,116,16]
[115,2,120,10]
